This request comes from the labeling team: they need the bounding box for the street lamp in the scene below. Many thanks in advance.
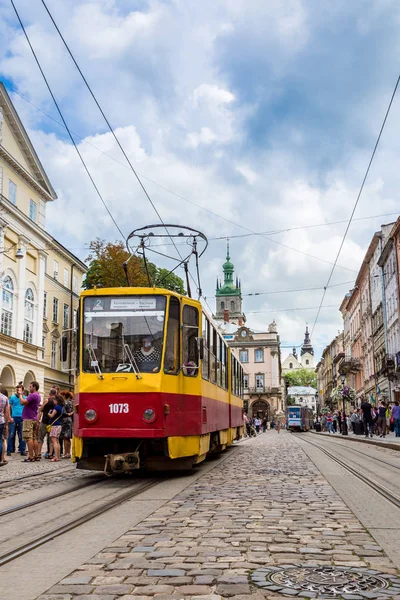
[340,372,348,436]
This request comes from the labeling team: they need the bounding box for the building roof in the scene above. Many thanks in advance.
[0,83,57,200]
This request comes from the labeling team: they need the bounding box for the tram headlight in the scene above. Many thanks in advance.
[85,409,97,422]
[143,408,156,423]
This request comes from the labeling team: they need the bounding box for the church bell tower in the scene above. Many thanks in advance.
[215,242,245,325]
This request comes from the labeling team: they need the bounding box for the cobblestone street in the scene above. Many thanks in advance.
[37,432,400,600]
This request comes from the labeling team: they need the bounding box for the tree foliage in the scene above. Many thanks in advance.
[284,367,317,389]
[82,239,185,294]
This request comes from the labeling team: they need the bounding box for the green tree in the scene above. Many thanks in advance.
[284,367,317,389]
[286,396,296,406]
[82,239,185,294]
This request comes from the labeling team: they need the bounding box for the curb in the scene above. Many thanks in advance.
[309,430,400,451]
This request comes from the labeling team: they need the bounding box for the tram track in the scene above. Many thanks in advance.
[0,473,105,517]
[297,434,400,510]
[307,433,400,471]
[0,477,160,567]
[0,464,74,488]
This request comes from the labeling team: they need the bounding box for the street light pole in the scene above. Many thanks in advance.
[340,373,348,436]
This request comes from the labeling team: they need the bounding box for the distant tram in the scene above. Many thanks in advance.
[286,406,313,432]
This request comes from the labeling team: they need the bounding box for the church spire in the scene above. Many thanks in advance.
[301,325,314,356]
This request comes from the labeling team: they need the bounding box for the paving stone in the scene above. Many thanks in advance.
[38,596,73,600]
[130,584,174,594]
[74,597,116,600]
[148,570,186,577]
[94,585,133,595]
[60,576,93,585]
[216,584,251,596]
[92,577,127,585]
[47,586,94,595]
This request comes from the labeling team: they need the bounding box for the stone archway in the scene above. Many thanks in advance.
[0,365,15,396]
[23,371,36,391]
[250,400,270,421]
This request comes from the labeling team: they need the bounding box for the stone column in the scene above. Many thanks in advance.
[0,219,6,279]
[35,250,47,347]
[271,348,279,387]
[15,235,29,340]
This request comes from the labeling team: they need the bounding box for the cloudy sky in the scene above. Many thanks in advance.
[1,0,400,360]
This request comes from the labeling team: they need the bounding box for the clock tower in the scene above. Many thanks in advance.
[215,242,245,325]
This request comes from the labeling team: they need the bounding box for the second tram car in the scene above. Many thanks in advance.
[70,287,244,474]
[286,406,313,432]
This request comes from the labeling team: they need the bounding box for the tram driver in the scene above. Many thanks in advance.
[133,335,162,373]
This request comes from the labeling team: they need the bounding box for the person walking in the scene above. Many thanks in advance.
[350,410,359,434]
[7,384,26,457]
[361,398,374,438]
[254,417,261,434]
[37,388,57,460]
[0,389,10,467]
[60,390,73,458]
[377,401,387,438]
[326,413,334,434]
[20,381,41,462]
[392,400,400,438]
[47,395,65,462]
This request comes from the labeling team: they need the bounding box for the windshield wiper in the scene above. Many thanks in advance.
[123,344,142,380]
[86,344,104,380]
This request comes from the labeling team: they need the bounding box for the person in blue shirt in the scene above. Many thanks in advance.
[7,384,26,456]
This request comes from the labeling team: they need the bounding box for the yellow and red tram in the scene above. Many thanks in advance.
[72,287,244,473]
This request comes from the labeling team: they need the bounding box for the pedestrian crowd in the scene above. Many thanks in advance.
[319,399,400,438]
[242,413,282,437]
[0,381,74,467]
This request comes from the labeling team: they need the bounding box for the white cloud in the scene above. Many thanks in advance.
[1,0,399,361]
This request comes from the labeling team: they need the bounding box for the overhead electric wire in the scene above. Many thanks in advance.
[6,82,398,247]
[247,305,336,315]
[1,86,352,277]
[310,72,400,338]
[206,280,356,299]
[38,0,211,299]
[9,1,126,241]
[6,83,399,279]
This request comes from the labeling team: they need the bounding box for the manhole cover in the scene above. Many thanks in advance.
[251,566,400,598]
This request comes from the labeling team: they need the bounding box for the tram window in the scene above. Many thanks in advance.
[202,315,210,381]
[210,326,217,384]
[231,355,236,395]
[165,297,180,374]
[223,344,228,390]
[182,305,199,377]
[216,335,221,387]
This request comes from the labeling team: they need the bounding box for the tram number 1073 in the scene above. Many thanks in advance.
[109,403,129,414]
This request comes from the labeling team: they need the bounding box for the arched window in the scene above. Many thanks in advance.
[1,276,14,336]
[230,300,235,311]
[24,288,34,344]
[289,362,293,369]
[221,301,225,310]
[306,359,309,365]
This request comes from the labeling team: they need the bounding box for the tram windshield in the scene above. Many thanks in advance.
[82,295,166,374]
[288,407,301,418]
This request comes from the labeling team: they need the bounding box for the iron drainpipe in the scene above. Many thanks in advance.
[68,264,75,390]
[379,236,392,403]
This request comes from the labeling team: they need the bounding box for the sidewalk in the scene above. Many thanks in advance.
[310,430,400,451]
[38,431,400,600]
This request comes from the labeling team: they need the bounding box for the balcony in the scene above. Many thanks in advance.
[333,352,345,365]
[381,354,396,375]
[340,356,362,374]
[247,386,272,395]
